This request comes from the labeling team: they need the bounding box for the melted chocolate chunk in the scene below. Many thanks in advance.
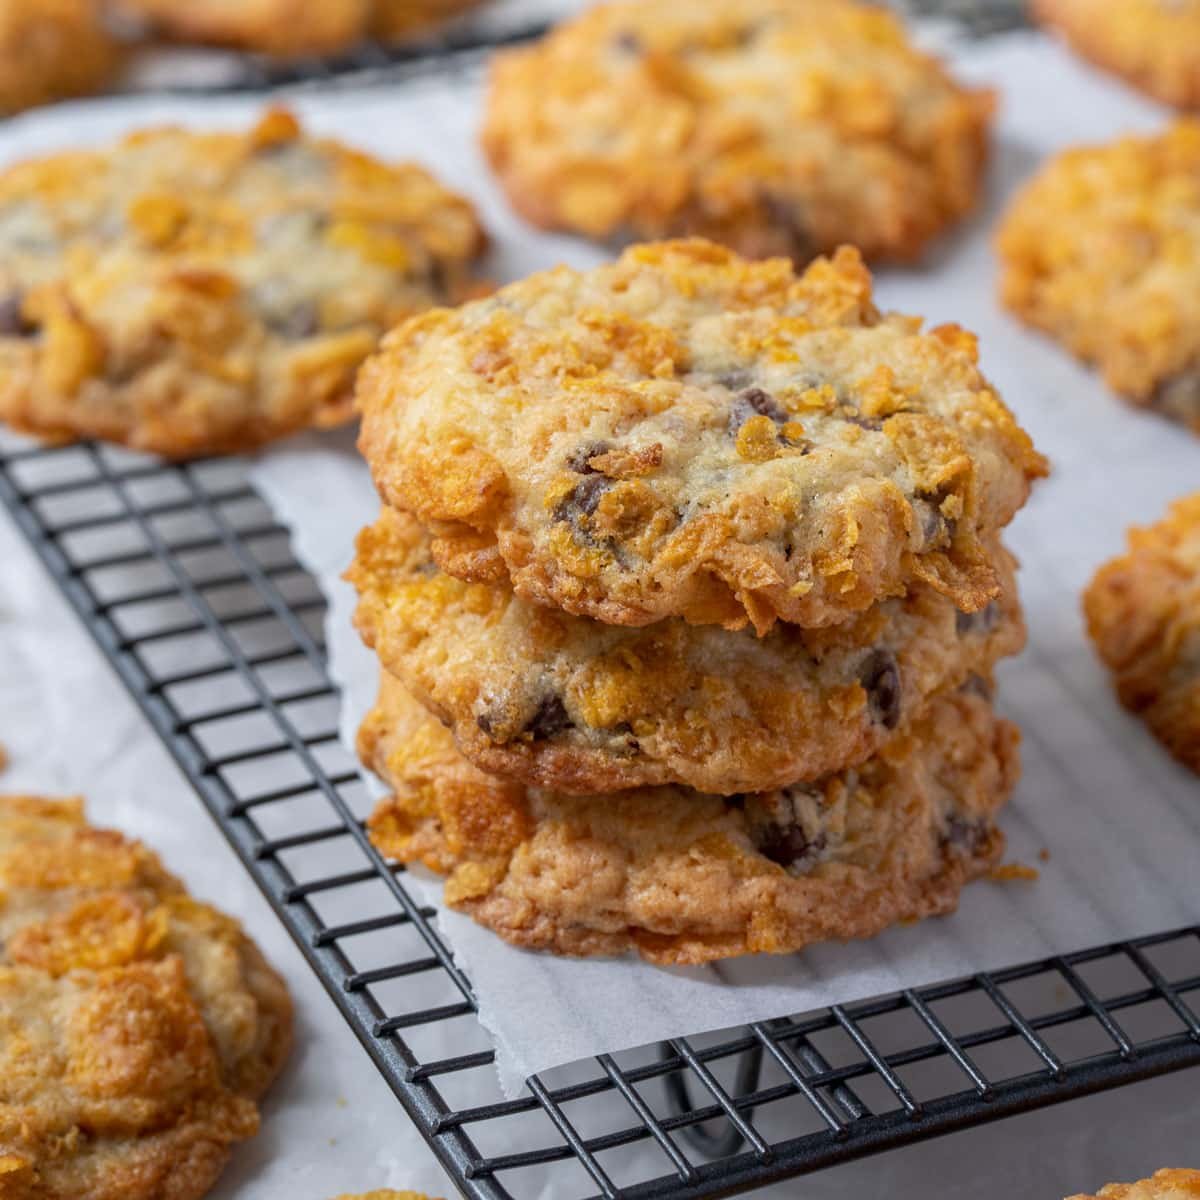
[959,674,993,700]
[955,601,1000,637]
[942,814,990,854]
[1150,368,1200,425]
[613,30,642,53]
[567,441,611,474]
[266,301,320,340]
[760,193,815,262]
[728,386,789,435]
[554,474,611,526]
[756,826,827,870]
[860,649,902,730]
[0,291,31,338]
[841,409,882,432]
[718,369,754,392]
[525,694,574,740]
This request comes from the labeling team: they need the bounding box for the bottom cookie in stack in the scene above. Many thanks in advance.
[360,671,1020,967]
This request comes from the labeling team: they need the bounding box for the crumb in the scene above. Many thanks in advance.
[1038,848,1051,862]
[989,862,1039,882]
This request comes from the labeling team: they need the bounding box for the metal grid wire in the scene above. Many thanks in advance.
[1,438,1198,1199]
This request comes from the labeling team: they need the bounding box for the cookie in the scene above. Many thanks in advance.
[361,673,1019,965]
[0,0,118,115]
[371,1,481,44]
[1067,1170,1200,1200]
[332,1193,439,1200]
[0,794,293,1200]
[1033,0,1200,110]
[120,0,370,56]
[1083,492,1200,774]
[480,0,994,264]
[997,122,1200,432]
[0,107,486,457]
[357,240,1046,633]
[349,505,1026,794]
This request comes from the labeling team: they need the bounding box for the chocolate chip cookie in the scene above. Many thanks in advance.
[481,0,994,264]
[1084,492,1200,774]
[360,672,1019,965]
[357,240,1045,633]
[1034,0,1200,110]
[0,0,118,115]
[0,794,293,1200]
[349,505,1025,794]
[0,107,486,457]
[997,122,1200,433]
[1067,1170,1200,1200]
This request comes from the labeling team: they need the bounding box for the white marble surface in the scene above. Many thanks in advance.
[0,19,1198,1200]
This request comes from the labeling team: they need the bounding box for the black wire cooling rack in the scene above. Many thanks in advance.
[1,438,1199,1200]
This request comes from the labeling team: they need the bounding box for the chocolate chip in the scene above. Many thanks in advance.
[554,474,610,526]
[1150,368,1200,424]
[524,694,573,740]
[0,291,31,337]
[728,387,789,435]
[567,441,610,474]
[613,30,641,53]
[959,674,993,700]
[841,409,882,431]
[956,601,1000,637]
[755,826,827,870]
[943,815,989,854]
[760,193,815,263]
[266,301,320,340]
[476,711,497,737]
[860,649,901,730]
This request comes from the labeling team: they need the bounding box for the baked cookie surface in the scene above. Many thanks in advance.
[1084,492,1200,774]
[121,0,370,56]
[349,505,1025,794]
[1067,1170,1200,1200]
[1034,0,1200,110]
[0,0,118,115]
[361,673,1019,965]
[0,108,486,457]
[481,0,994,264]
[358,240,1045,633]
[0,795,292,1200]
[997,122,1200,432]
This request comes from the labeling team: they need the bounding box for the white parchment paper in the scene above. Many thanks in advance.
[2,26,1199,1199]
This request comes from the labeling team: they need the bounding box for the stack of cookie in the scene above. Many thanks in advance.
[350,239,1046,965]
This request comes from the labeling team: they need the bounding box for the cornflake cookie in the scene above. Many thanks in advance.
[480,0,994,263]
[0,0,118,116]
[0,108,486,457]
[1067,1170,1200,1200]
[120,0,370,56]
[0,795,292,1200]
[1033,0,1200,110]
[361,673,1019,965]
[997,122,1200,433]
[1083,493,1200,774]
[358,240,1045,633]
[372,0,481,44]
[349,505,1026,794]
[332,1193,440,1200]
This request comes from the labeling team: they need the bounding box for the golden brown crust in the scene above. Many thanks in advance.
[0,0,118,116]
[0,795,293,1200]
[0,108,487,458]
[481,0,993,264]
[370,0,481,43]
[1083,492,1200,774]
[1066,1169,1200,1200]
[349,505,1025,794]
[1033,0,1200,110]
[360,674,1020,965]
[121,0,370,56]
[357,240,1045,633]
[996,121,1200,432]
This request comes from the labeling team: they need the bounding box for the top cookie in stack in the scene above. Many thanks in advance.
[352,240,1046,963]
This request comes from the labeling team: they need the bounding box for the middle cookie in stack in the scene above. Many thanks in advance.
[351,239,1046,965]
